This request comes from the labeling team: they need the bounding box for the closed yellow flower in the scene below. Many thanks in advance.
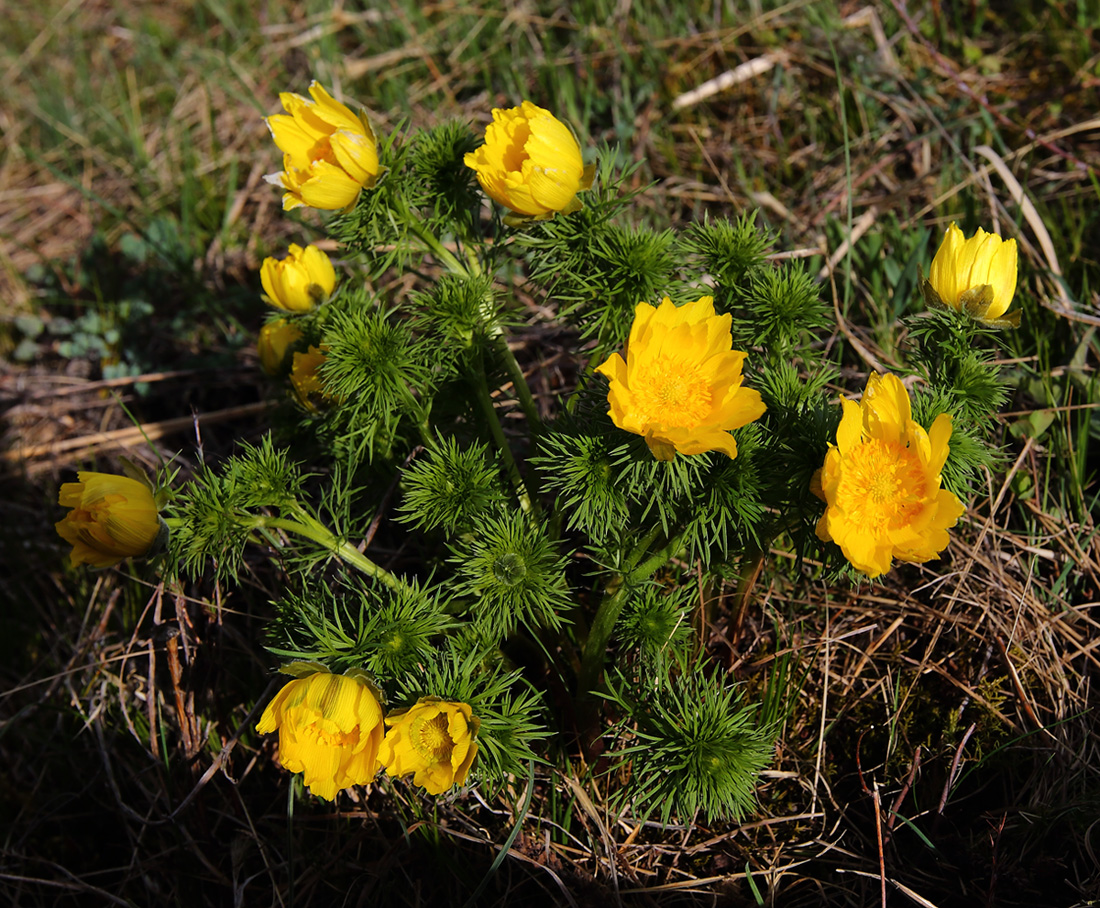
[258,318,304,375]
[595,296,766,461]
[55,471,160,568]
[265,81,380,212]
[464,101,595,221]
[926,222,1018,324]
[256,671,384,801]
[260,244,337,313]
[814,373,966,578]
[290,345,329,409]
[379,698,480,795]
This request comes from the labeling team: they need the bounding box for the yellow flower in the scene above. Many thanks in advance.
[258,318,304,375]
[814,373,966,578]
[595,296,766,461]
[260,244,337,313]
[265,81,380,212]
[463,101,595,221]
[256,671,384,801]
[55,471,160,568]
[925,222,1018,325]
[289,345,329,409]
[379,698,480,795]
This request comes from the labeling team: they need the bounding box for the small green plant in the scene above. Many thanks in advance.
[54,82,1022,824]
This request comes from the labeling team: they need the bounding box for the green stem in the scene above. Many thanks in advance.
[406,218,475,278]
[254,513,409,594]
[576,527,683,696]
[492,333,542,433]
[576,577,629,698]
[472,346,538,516]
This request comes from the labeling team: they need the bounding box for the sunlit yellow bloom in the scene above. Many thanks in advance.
[260,244,337,312]
[464,101,595,221]
[926,222,1018,323]
[289,345,329,409]
[264,81,380,211]
[595,296,766,461]
[815,373,966,578]
[379,698,480,795]
[55,472,160,568]
[258,318,304,375]
[256,671,384,801]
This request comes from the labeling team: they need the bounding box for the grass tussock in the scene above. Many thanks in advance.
[2,1,1100,905]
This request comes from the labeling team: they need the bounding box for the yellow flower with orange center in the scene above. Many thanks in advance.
[595,296,766,461]
[55,471,161,568]
[814,373,966,578]
[265,81,380,212]
[924,222,1018,326]
[257,318,304,375]
[260,244,337,313]
[464,101,595,222]
[378,698,480,795]
[256,671,384,801]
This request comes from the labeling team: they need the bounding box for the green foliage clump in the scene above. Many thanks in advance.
[682,211,774,290]
[609,662,776,823]
[269,579,454,678]
[449,511,571,638]
[397,437,504,534]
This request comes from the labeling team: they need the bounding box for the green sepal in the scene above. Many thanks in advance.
[279,660,330,678]
[960,283,996,318]
[147,516,171,558]
[919,276,948,310]
[118,456,154,491]
[977,309,1021,330]
[343,667,385,705]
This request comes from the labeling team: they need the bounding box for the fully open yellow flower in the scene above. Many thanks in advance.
[925,222,1018,324]
[260,244,337,312]
[265,81,380,211]
[379,698,480,795]
[55,472,160,568]
[258,318,304,375]
[464,101,595,221]
[815,373,966,578]
[256,671,384,801]
[595,296,766,461]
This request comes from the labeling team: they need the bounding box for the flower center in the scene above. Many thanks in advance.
[309,137,338,167]
[301,718,357,750]
[631,357,712,426]
[835,439,927,532]
[412,712,453,763]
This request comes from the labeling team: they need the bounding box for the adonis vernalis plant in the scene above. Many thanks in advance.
[56,80,1019,819]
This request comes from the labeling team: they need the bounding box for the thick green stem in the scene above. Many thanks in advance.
[576,578,629,698]
[575,527,682,696]
[255,513,410,594]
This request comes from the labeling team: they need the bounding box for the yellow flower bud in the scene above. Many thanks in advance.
[595,296,766,461]
[257,318,304,375]
[289,345,330,410]
[815,373,966,578]
[264,81,381,212]
[379,698,480,795]
[55,472,160,568]
[926,222,1018,322]
[256,671,384,801]
[260,244,337,313]
[464,101,595,221]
